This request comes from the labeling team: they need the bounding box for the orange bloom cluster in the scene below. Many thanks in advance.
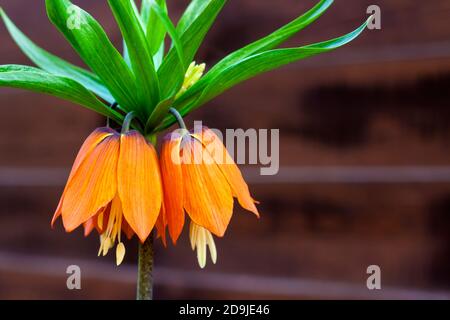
[53,126,259,267]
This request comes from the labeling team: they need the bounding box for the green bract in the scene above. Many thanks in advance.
[0,0,371,134]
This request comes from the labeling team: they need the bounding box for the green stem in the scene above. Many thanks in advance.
[169,107,187,130]
[121,111,136,134]
[137,234,154,300]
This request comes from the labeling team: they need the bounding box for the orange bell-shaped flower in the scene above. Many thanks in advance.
[52,127,163,265]
[160,126,259,267]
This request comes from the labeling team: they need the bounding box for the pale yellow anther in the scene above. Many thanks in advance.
[116,242,126,266]
[98,234,106,256]
[102,237,111,256]
[189,221,218,268]
[205,229,217,264]
[197,227,206,268]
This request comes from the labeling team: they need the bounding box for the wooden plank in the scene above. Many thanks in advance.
[1,251,449,299]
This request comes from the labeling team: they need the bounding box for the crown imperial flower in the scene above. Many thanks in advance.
[160,126,259,267]
[0,0,371,299]
[52,127,163,265]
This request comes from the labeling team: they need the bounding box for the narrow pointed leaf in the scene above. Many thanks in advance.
[153,42,165,70]
[157,0,226,99]
[197,20,370,110]
[108,0,160,117]
[175,0,333,108]
[0,8,113,102]
[157,18,371,130]
[141,0,167,55]
[122,0,143,67]
[197,0,334,95]
[142,1,186,130]
[45,0,139,111]
[192,20,370,111]
[176,0,212,34]
[0,65,122,121]
[147,1,185,72]
[123,41,131,67]
[141,0,167,69]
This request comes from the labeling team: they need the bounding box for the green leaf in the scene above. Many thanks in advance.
[153,42,165,70]
[157,18,371,131]
[144,98,174,133]
[202,0,333,87]
[157,0,226,99]
[121,1,142,67]
[0,65,122,121]
[148,1,184,71]
[123,40,131,67]
[175,0,333,108]
[131,0,145,28]
[45,0,139,112]
[141,0,167,55]
[142,1,187,132]
[108,0,160,118]
[193,19,370,110]
[176,0,212,34]
[0,8,113,103]
[139,1,166,69]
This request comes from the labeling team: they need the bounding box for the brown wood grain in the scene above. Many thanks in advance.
[0,0,449,299]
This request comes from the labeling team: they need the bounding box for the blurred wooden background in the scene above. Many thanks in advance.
[0,0,449,299]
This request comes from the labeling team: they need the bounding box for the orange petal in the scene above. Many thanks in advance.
[181,137,233,237]
[52,128,115,227]
[197,127,259,217]
[96,202,111,234]
[51,198,64,228]
[155,202,167,247]
[118,131,162,243]
[83,217,96,237]
[160,134,185,244]
[121,218,135,240]
[61,134,120,232]
[85,204,109,236]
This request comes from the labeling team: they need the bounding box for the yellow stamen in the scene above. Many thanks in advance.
[189,221,218,268]
[205,229,217,264]
[102,237,111,256]
[197,227,206,268]
[98,234,106,256]
[97,195,127,266]
[116,242,126,266]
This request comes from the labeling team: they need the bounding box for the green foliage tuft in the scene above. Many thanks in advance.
[0,0,371,135]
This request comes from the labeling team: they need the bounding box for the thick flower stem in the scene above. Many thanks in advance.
[137,234,154,300]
